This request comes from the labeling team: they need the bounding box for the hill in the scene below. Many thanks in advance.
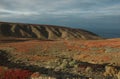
[0,22,101,40]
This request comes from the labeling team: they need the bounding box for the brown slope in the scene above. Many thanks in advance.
[0,22,102,40]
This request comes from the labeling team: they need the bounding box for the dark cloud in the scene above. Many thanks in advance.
[0,0,120,38]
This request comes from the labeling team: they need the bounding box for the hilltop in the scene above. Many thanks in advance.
[0,22,101,40]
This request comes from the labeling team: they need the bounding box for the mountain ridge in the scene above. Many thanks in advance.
[0,22,102,40]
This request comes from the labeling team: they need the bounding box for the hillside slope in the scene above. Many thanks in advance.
[0,22,101,40]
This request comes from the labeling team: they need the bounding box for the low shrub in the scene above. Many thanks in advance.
[0,67,32,79]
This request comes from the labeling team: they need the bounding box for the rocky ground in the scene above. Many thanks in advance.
[0,38,120,79]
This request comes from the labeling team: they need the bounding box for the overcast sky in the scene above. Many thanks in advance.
[0,0,120,37]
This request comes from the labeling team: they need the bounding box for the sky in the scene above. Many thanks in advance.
[0,0,120,38]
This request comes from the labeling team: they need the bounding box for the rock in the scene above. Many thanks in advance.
[85,66,93,73]
[104,65,118,77]
[116,71,120,79]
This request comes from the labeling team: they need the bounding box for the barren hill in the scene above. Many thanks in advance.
[0,22,101,40]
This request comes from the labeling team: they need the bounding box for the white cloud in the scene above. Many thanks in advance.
[0,9,38,15]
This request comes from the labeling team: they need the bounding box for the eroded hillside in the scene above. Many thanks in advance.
[0,22,101,40]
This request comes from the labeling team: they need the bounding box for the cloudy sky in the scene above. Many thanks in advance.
[0,0,120,37]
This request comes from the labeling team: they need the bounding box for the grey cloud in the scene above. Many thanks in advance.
[0,0,120,19]
[0,0,120,27]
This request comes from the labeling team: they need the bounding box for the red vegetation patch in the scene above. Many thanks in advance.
[0,66,32,79]
[31,72,40,78]
[100,56,112,62]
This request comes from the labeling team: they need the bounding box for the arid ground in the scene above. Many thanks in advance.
[0,38,120,79]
